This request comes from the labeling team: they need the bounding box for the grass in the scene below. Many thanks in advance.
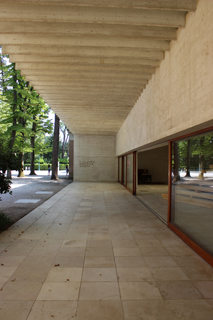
[0,212,12,233]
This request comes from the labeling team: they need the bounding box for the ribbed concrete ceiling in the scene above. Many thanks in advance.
[0,0,197,135]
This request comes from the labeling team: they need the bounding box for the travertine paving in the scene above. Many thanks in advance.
[0,182,213,320]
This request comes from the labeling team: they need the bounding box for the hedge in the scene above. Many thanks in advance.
[25,164,68,170]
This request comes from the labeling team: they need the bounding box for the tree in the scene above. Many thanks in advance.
[0,54,53,177]
[60,122,69,159]
[51,114,60,180]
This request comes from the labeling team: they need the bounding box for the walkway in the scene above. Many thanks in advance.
[0,182,213,320]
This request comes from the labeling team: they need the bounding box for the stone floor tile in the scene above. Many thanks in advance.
[8,267,50,282]
[139,246,169,256]
[65,234,88,241]
[144,256,178,267]
[79,282,120,300]
[0,301,34,320]
[113,248,141,257]
[0,267,17,288]
[165,245,196,256]
[110,233,135,241]
[85,247,113,257]
[165,299,213,320]
[193,281,213,298]
[19,255,55,269]
[27,301,78,320]
[56,247,85,256]
[117,267,153,282]
[37,282,80,301]
[52,256,84,268]
[172,255,208,267]
[87,234,111,241]
[61,240,87,247]
[180,266,213,281]
[157,281,203,299]
[0,282,43,300]
[76,301,124,320]
[206,299,213,308]
[150,267,189,281]
[82,268,117,281]
[115,256,146,268]
[112,240,138,248]
[119,281,162,300]
[86,240,112,247]
[0,255,26,268]
[46,268,82,282]
[122,300,173,320]
[84,256,115,268]
[136,239,162,247]
[1,240,38,256]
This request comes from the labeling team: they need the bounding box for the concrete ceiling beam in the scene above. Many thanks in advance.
[9,55,161,67]
[0,22,177,41]
[16,63,156,74]
[2,46,165,60]
[0,0,197,12]
[0,3,186,27]
[0,34,170,51]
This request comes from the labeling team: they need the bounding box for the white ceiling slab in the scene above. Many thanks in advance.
[0,0,197,135]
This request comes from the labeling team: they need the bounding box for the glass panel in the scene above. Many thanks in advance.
[171,131,213,256]
[118,157,122,182]
[127,153,133,191]
[123,156,127,186]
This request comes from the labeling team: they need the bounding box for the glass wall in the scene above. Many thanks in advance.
[118,152,136,194]
[123,156,127,186]
[118,157,122,183]
[171,130,213,256]
[127,153,133,191]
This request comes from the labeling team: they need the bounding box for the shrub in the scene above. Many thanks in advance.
[58,158,69,164]
[0,173,12,200]
[0,212,12,232]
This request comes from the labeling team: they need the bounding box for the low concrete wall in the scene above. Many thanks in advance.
[74,135,117,182]
[138,146,168,184]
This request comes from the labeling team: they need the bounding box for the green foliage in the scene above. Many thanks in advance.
[0,139,22,172]
[0,54,54,173]
[58,158,69,164]
[177,133,213,170]
[34,164,51,170]
[59,164,68,170]
[0,173,12,200]
[0,212,12,232]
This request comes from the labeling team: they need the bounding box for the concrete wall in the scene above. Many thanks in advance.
[116,0,213,156]
[74,135,117,182]
[138,146,168,184]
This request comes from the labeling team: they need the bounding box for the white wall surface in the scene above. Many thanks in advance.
[74,135,117,182]
[116,0,213,156]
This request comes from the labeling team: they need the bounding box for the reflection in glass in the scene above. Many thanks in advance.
[171,132,213,256]
[123,156,127,185]
[118,157,122,182]
[127,153,133,191]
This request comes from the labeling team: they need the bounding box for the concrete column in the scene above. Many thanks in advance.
[69,133,74,179]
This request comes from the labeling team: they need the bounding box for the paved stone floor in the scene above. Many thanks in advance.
[0,182,213,320]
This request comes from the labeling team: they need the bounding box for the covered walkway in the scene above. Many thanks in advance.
[0,182,213,319]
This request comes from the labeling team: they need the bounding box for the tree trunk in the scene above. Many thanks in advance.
[30,116,36,175]
[51,114,60,180]
[198,137,205,179]
[173,142,180,181]
[18,152,25,177]
[68,133,74,180]
[7,73,17,179]
[185,140,191,177]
